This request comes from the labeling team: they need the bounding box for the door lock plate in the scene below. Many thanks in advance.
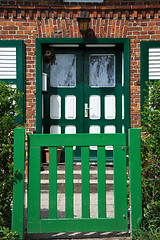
[85,103,89,118]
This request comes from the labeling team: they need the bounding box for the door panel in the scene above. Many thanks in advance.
[43,48,84,136]
[84,48,122,135]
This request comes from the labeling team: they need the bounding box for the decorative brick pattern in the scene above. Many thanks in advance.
[0,1,160,133]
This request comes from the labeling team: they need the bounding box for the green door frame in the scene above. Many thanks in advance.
[36,38,130,134]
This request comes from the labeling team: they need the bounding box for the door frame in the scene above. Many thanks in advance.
[36,38,130,135]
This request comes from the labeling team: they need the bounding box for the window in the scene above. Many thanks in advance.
[0,40,25,123]
[141,41,160,112]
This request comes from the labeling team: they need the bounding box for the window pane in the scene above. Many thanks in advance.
[90,54,115,87]
[50,95,61,119]
[50,54,76,87]
[89,95,101,119]
[65,95,76,119]
[105,95,116,119]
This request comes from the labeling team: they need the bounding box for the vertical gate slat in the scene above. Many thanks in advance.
[81,147,90,218]
[97,146,106,218]
[49,147,57,219]
[28,146,41,227]
[114,146,128,230]
[65,147,73,218]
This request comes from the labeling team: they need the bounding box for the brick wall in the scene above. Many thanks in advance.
[0,1,160,133]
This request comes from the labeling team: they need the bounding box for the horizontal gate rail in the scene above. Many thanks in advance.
[28,133,126,147]
[12,128,142,240]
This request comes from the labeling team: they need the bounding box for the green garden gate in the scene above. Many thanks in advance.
[12,128,142,240]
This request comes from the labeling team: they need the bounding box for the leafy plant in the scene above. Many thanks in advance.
[0,82,22,233]
[0,226,18,240]
[141,80,160,208]
[136,80,160,239]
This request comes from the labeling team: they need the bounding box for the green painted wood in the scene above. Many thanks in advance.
[140,41,159,116]
[33,218,116,233]
[49,147,57,219]
[114,146,128,231]
[129,128,142,236]
[35,38,42,133]
[12,128,25,240]
[36,37,129,45]
[29,133,126,147]
[123,38,130,138]
[84,47,123,133]
[26,132,131,234]
[65,147,74,218]
[97,147,106,218]
[0,40,25,123]
[81,147,90,218]
[27,146,41,232]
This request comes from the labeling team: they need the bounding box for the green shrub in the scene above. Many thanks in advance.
[0,226,18,240]
[0,82,22,232]
[137,80,160,239]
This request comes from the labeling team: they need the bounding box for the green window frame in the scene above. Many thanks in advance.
[141,41,160,113]
[0,40,25,123]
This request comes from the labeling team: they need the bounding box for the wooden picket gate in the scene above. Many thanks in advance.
[12,128,142,240]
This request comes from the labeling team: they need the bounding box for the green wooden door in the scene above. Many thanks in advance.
[43,46,123,161]
[84,47,123,161]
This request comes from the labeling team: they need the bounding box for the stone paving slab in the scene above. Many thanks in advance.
[25,192,115,219]
[26,233,130,240]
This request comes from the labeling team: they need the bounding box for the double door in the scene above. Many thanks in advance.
[43,46,123,161]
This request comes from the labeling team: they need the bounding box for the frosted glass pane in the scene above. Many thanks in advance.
[105,95,115,119]
[50,125,61,134]
[65,95,76,119]
[122,95,124,119]
[89,125,100,150]
[50,54,76,87]
[104,125,116,133]
[50,95,61,119]
[89,95,101,119]
[104,125,116,150]
[65,126,76,150]
[90,54,115,87]
[65,125,76,134]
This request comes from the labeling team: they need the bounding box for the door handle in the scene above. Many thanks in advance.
[85,103,92,118]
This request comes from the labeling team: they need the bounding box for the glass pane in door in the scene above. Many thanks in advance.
[50,54,76,87]
[89,54,115,87]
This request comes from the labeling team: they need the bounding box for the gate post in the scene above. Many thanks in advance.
[128,128,142,238]
[12,128,25,240]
